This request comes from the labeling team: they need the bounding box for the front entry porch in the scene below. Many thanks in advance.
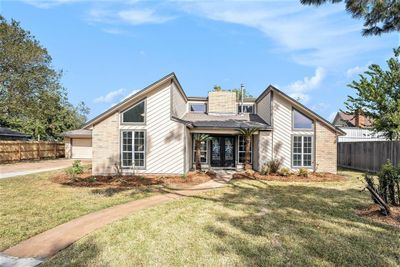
[190,132,253,171]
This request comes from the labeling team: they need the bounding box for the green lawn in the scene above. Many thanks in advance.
[44,169,400,267]
[0,169,157,251]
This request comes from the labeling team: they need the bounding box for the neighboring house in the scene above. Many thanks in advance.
[332,112,386,142]
[0,127,31,141]
[67,73,344,175]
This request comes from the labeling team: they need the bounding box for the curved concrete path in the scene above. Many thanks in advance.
[3,172,232,261]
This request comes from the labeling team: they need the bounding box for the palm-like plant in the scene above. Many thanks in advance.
[237,128,259,170]
[193,134,211,171]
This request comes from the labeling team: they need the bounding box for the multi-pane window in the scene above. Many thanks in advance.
[122,101,145,123]
[193,140,208,163]
[121,131,146,168]
[190,104,206,113]
[238,105,254,114]
[292,135,312,167]
[293,109,313,129]
[238,136,252,163]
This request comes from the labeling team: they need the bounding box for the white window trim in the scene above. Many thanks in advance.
[121,130,146,169]
[192,140,209,163]
[121,99,146,125]
[189,103,207,113]
[238,104,254,114]
[291,135,313,169]
[238,135,252,164]
[292,108,313,131]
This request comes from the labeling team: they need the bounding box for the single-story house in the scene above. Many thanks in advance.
[67,72,345,175]
[0,127,31,141]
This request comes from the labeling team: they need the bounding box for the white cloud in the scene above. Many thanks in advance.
[88,6,174,28]
[102,27,125,35]
[285,67,325,103]
[94,88,125,103]
[121,89,139,101]
[179,1,391,67]
[118,9,173,25]
[346,62,371,77]
[311,102,329,112]
[23,0,81,8]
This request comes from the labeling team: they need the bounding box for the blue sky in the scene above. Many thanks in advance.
[2,0,399,121]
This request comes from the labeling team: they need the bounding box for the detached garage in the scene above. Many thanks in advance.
[62,129,92,159]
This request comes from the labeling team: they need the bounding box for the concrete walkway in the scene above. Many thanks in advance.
[3,172,232,262]
[0,159,91,179]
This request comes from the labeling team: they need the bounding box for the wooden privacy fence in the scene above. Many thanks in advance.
[338,141,400,172]
[0,141,65,162]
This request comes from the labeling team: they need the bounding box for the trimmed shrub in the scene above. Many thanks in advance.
[65,160,84,179]
[298,168,309,178]
[278,167,291,177]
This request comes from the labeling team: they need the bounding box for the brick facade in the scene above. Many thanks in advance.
[208,91,236,114]
[315,121,337,173]
[64,137,71,159]
[92,112,119,175]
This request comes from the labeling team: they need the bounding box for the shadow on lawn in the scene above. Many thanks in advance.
[194,180,399,266]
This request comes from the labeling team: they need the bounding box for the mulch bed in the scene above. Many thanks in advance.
[51,169,214,189]
[356,204,400,228]
[233,172,346,182]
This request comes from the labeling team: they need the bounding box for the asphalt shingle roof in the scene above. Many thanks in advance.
[181,113,271,129]
[0,127,31,138]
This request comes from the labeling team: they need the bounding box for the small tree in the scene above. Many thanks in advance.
[237,128,258,170]
[193,134,211,171]
[344,47,400,141]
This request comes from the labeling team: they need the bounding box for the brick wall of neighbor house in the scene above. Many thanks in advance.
[92,112,120,175]
[208,91,236,114]
[315,121,337,173]
[64,137,71,159]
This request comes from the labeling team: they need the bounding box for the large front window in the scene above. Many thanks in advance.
[193,139,208,163]
[292,135,312,168]
[121,131,146,168]
[238,136,252,163]
[122,100,145,123]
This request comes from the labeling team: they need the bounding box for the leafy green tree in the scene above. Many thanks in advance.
[301,0,400,36]
[344,47,400,140]
[0,16,89,140]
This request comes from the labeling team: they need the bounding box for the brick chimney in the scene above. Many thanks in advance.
[208,91,237,114]
[354,110,365,128]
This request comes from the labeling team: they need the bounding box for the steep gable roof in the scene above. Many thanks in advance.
[256,85,345,135]
[83,72,187,129]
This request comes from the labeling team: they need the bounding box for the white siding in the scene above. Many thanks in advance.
[338,128,386,142]
[171,83,187,119]
[120,84,186,174]
[256,92,271,124]
[271,93,314,170]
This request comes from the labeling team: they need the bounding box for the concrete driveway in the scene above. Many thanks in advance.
[0,159,91,179]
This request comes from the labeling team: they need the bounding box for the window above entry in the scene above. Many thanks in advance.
[190,103,207,113]
[122,100,145,124]
[293,109,313,130]
[238,104,254,114]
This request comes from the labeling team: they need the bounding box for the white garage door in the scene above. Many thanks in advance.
[71,138,92,159]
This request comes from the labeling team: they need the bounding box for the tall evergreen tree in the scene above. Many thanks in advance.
[301,0,400,36]
[0,16,89,140]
